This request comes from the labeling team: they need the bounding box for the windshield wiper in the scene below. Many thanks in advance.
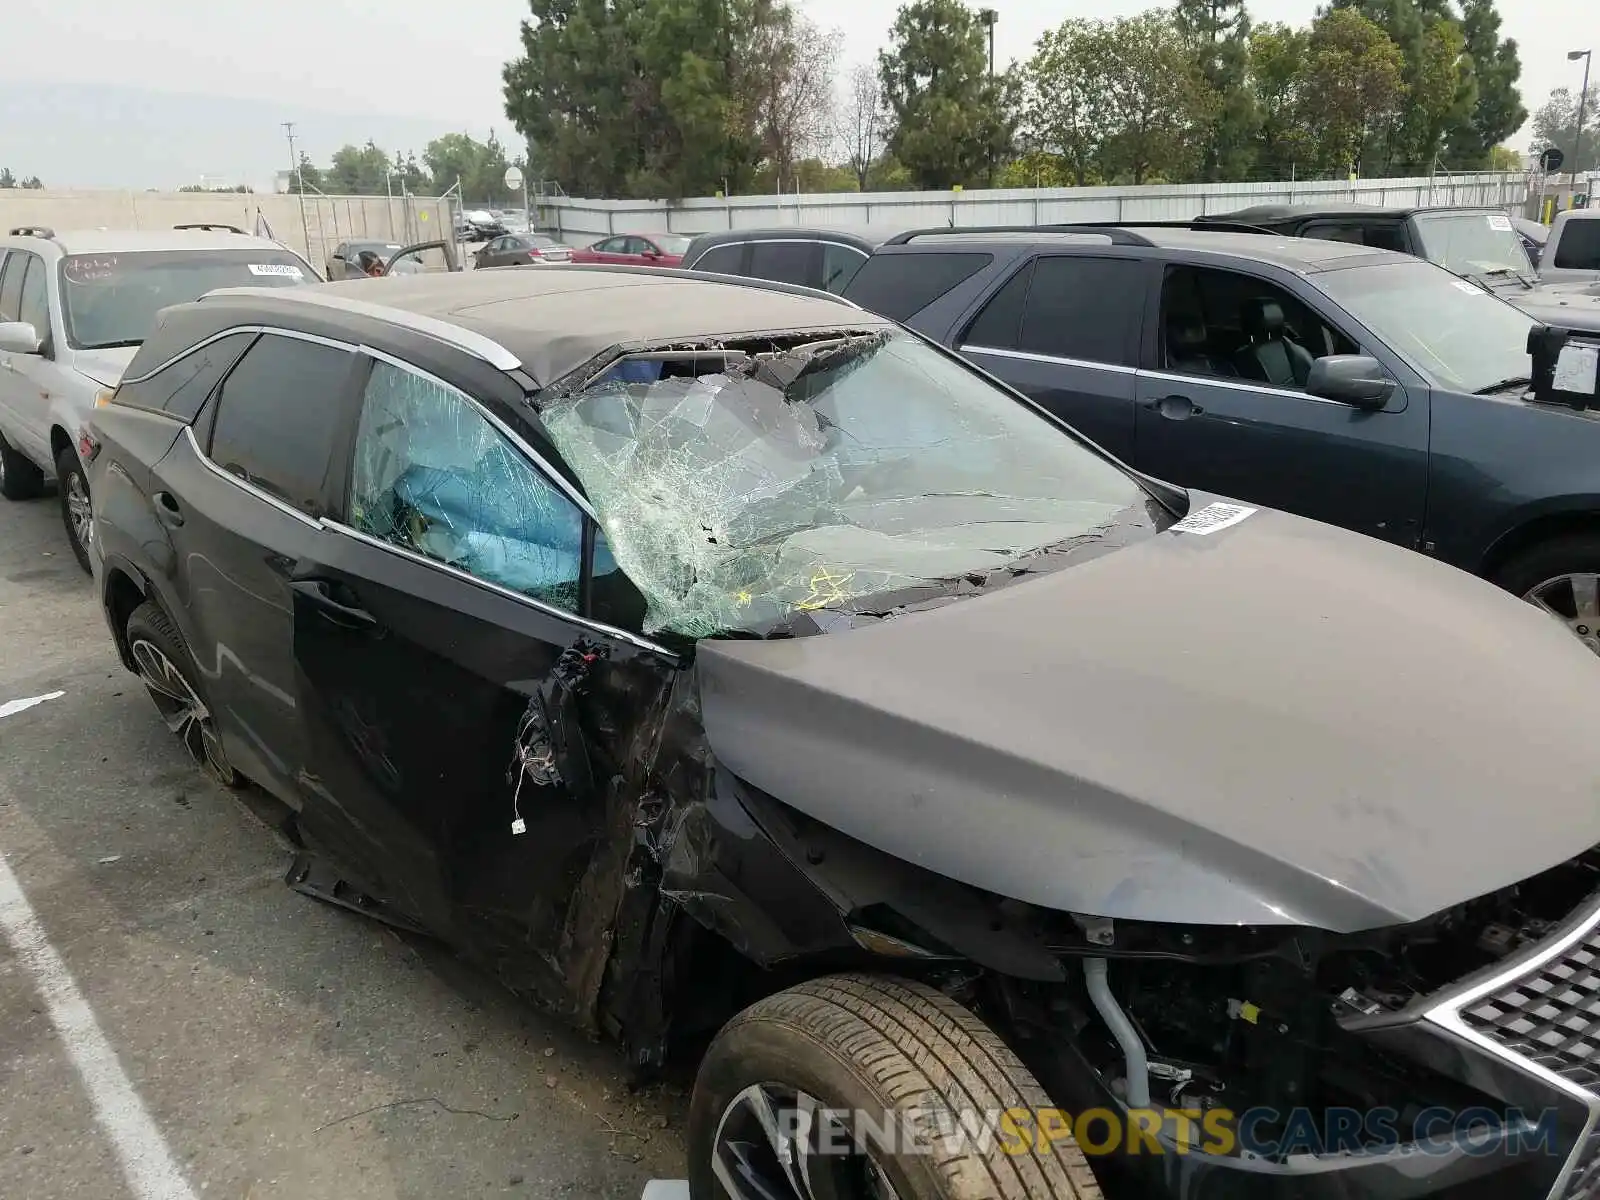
[1478,267,1535,289]
[80,339,142,350]
[1473,376,1532,396]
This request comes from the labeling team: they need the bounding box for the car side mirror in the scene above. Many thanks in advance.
[1307,355,1394,410]
[0,322,43,355]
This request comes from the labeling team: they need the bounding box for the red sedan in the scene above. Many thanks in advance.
[571,232,693,267]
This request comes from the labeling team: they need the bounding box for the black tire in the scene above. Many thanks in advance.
[1491,533,1600,655]
[688,974,1101,1200]
[124,600,244,789]
[0,430,44,500]
[56,446,93,574]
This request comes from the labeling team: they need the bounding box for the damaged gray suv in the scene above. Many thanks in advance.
[88,264,1600,1200]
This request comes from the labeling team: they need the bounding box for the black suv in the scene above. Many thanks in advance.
[680,226,884,294]
[1196,204,1600,333]
[841,225,1600,657]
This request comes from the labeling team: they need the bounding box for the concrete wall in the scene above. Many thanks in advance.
[536,171,1533,243]
[0,190,452,276]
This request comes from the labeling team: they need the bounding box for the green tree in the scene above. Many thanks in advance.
[1530,88,1600,176]
[1485,144,1522,170]
[327,141,394,194]
[285,153,324,194]
[878,0,1014,189]
[20,176,43,190]
[1174,0,1258,180]
[0,168,15,189]
[1019,19,1115,187]
[1097,11,1215,184]
[1249,22,1313,179]
[422,132,512,203]
[1447,0,1527,167]
[1301,7,1405,177]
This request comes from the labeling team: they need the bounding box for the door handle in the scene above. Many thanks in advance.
[290,579,379,631]
[1147,394,1204,420]
[153,491,185,528]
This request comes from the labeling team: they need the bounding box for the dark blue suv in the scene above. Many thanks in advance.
[842,225,1600,658]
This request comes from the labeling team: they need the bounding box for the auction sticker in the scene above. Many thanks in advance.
[248,263,304,278]
[1487,213,1513,231]
[1171,502,1257,535]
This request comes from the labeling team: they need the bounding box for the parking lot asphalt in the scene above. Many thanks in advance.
[0,490,687,1199]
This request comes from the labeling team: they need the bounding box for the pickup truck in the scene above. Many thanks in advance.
[1539,208,1600,285]
[1197,203,1600,333]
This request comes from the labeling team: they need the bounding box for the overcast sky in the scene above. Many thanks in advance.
[0,0,1590,190]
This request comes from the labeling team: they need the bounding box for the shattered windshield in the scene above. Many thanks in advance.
[541,329,1151,636]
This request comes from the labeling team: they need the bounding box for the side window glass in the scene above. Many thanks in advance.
[597,237,624,253]
[114,332,255,419]
[350,361,584,611]
[821,244,867,293]
[18,256,50,340]
[207,333,352,515]
[749,241,816,286]
[0,252,26,323]
[1554,220,1600,271]
[1017,257,1146,366]
[1160,265,1357,390]
[590,525,647,631]
[693,244,744,274]
[962,264,1034,350]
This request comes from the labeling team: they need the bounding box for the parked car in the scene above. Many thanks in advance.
[1539,208,1600,284]
[571,233,693,267]
[680,226,883,293]
[1195,203,1600,333]
[0,223,314,571]
[472,234,574,268]
[327,240,407,280]
[461,210,509,242]
[842,224,1600,657]
[85,262,1600,1200]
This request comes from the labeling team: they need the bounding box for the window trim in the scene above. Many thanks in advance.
[16,253,52,352]
[1013,253,1150,369]
[187,424,324,528]
[112,330,259,420]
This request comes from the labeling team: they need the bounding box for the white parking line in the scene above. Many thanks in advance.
[0,690,65,720]
[0,851,198,1200]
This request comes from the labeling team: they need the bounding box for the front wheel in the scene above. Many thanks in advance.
[0,430,44,500]
[56,446,93,574]
[1493,533,1600,658]
[688,975,1100,1200]
[125,600,243,788]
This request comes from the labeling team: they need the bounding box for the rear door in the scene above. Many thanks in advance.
[956,254,1153,461]
[1132,262,1429,546]
[149,329,362,804]
[288,352,646,944]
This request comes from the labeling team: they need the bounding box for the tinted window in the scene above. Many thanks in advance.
[1554,219,1600,271]
[17,255,49,338]
[821,243,868,293]
[748,241,816,286]
[842,251,993,321]
[1017,257,1146,366]
[693,244,744,274]
[114,332,255,419]
[0,252,25,322]
[207,334,352,515]
[349,360,583,610]
[962,263,1034,349]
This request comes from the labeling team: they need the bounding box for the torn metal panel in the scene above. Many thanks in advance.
[539,329,1140,636]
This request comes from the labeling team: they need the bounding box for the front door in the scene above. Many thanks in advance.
[289,354,621,954]
[1133,263,1429,547]
[0,251,57,468]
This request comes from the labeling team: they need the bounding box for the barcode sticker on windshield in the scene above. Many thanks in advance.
[1171,503,1257,536]
[248,263,303,278]
[1452,280,1483,294]
[1487,213,1514,231]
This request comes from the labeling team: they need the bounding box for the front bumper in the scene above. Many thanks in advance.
[1051,896,1600,1199]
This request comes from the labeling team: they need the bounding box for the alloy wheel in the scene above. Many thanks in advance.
[1523,573,1600,657]
[66,471,93,554]
[710,1083,903,1200]
[129,638,232,782]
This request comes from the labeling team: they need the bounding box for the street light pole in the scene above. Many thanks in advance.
[1572,49,1593,201]
[282,122,312,264]
[978,8,997,77]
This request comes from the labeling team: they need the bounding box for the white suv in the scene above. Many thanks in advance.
[0,225,316,570]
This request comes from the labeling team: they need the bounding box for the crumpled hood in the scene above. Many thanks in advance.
[1509,285,1600,332]
[71,346,138,388]
[697,500,1600,934]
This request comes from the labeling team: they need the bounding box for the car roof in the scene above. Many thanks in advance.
[2,228,291,256]
[204,265,888,385]
[1202,203,1503,223]
[687,226,884,250]
[888,226,1400,272]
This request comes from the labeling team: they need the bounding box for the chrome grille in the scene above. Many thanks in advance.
[1560,1121,1600,1199]
[1461,925,1600,1090]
